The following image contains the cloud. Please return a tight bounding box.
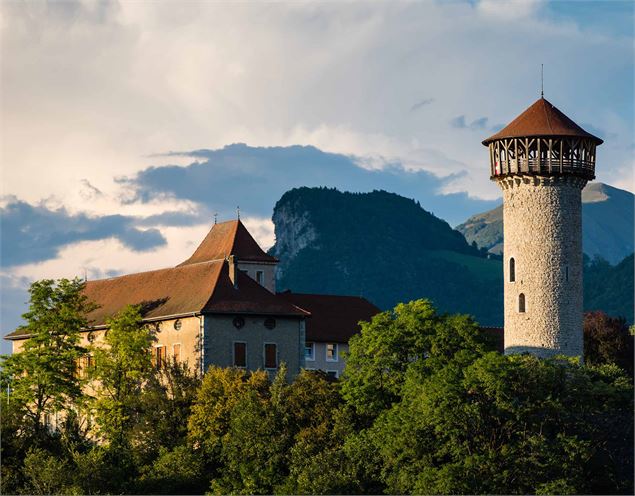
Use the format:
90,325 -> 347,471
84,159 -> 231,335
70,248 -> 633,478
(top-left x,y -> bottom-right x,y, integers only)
451,115 -> 489,130
1,0 -> 632,213
410,98 -> 435,112
0,199 -> 173,267
120,143 -> 500,227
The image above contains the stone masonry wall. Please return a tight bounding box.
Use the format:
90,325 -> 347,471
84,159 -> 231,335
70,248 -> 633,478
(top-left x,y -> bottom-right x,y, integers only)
497,175 -> 586,359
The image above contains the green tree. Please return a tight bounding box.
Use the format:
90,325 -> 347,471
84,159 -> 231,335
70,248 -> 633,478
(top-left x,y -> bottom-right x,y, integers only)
132,360 -> 201,465
372,353 -> 633,495
187,366 -> 269,466
0,278 -> 95,438
90,304 -> 155,448
341,299 -> 495,419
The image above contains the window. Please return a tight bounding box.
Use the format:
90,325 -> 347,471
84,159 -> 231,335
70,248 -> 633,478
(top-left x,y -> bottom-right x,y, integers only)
153,345 -> 167,368
518,293 -> 526,313
173,343 -> 181,362
326,343 -> 338,362
326,370 -> 339,379
264,343 -> 277,369
233,342 -> 247,368
565,266 -> 569,282
305,342 -> 315,361
509,257 -> 516,282
264,317 -> 276,330
256,270 -> 264,286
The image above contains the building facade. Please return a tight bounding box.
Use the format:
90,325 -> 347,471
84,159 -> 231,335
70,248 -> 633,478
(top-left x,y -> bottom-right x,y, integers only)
6,219 -> 379,377
483,97 -> 602,358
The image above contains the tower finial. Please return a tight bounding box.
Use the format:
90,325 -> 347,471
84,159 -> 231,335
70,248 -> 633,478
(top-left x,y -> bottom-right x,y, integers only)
237,206 -> 240,220
541,63 -> 544,98
214,212 -> 218,225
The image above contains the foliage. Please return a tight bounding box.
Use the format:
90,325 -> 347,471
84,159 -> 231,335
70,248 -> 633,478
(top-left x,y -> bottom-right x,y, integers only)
90,304 -> 156,448
584,254 -> 634,323
342,299 -> 495,418
132,360 -> 201,463
0,278 -> 94,437
371,353 -> 633,495
187,366 -> 269,465
2,282 -> 633,495
584,311 -> 634,375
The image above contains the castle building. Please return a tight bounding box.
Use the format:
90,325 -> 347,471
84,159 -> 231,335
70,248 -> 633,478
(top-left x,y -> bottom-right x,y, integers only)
482,97 -> 602,358
5,220 -> 379,377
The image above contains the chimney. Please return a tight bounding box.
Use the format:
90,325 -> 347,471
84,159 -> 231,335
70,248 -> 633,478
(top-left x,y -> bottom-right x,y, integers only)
228,255 -> 238,289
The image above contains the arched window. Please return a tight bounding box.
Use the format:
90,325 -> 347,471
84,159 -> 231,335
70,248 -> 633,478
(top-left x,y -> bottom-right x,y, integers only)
509,257 -> 516,283
518,293 -> 526,313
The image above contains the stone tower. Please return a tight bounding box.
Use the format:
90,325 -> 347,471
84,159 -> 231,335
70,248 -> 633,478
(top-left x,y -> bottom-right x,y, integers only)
482,97 -> 603,358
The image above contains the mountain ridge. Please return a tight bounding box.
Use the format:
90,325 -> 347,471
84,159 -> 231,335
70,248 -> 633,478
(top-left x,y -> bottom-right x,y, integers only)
456,182 -> 634,264
269,186 -> 633,325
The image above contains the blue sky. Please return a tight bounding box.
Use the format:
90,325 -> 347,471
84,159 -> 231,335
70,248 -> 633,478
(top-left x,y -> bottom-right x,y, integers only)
1,0 -> 633,353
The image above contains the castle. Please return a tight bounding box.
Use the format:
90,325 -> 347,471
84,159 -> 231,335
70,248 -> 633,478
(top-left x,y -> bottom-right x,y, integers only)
5,220 -> 379,378
483,96 -> 602,358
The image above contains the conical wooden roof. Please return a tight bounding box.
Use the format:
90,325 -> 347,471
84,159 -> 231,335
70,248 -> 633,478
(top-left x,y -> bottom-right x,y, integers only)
482,97 -> 603,145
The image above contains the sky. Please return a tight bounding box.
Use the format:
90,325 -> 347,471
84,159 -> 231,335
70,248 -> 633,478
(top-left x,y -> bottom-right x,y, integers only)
1,0 -> 634,353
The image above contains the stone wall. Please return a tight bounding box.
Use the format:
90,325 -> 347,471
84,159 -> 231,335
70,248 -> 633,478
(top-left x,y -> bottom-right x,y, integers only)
203,314 -> 304,378
497,175 -> 586,359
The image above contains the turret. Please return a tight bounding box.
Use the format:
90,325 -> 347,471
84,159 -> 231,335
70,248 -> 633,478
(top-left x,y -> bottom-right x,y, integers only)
483,97 -> 602,359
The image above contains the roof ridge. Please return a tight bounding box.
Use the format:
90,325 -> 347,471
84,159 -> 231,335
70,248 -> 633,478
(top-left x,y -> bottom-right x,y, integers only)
87,259 -> 223,284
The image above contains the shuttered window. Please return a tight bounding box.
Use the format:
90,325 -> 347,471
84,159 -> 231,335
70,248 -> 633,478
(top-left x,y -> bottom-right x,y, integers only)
234,342 -> 246,368
264,343 -> 277,369
173,343 -> 181,363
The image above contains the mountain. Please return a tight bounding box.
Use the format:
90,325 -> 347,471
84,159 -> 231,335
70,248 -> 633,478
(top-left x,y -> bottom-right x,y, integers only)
270,187 -> 503,325
585,254 -> 634,323
456,183 -> 634,265
270,187 -> 634,326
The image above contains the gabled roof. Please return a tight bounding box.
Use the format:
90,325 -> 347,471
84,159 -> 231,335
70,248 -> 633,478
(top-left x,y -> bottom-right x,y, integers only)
5,260 -> 307,340
178,220 -> 278,266
278,291 -> 380,343
482,97 -> 603,145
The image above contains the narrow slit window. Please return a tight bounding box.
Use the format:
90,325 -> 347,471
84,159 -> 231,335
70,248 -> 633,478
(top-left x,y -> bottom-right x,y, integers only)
509,257 -> 516,282
518,293 -> 526,313
565,266 -> 569,282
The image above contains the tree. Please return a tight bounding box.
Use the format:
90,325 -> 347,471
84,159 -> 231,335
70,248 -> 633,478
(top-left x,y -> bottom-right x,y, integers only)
341,299 -> 495,419
187,366 -> 269,467
584,311 -> 634,375
371,353 -> 634,495
90,304 -> 155,448
132,360 -> 201,465
0,278 -> 95,438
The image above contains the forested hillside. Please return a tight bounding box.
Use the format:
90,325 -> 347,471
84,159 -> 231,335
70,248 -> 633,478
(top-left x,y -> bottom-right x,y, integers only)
270,187 -> 503,325
270,187 -> 634,324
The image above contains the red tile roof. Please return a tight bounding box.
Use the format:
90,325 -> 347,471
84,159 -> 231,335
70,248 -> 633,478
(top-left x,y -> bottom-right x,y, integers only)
5,259 -> 307,340
482,97 -> 603,145
178,220 -> 277,266
278,292 -> 380,343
